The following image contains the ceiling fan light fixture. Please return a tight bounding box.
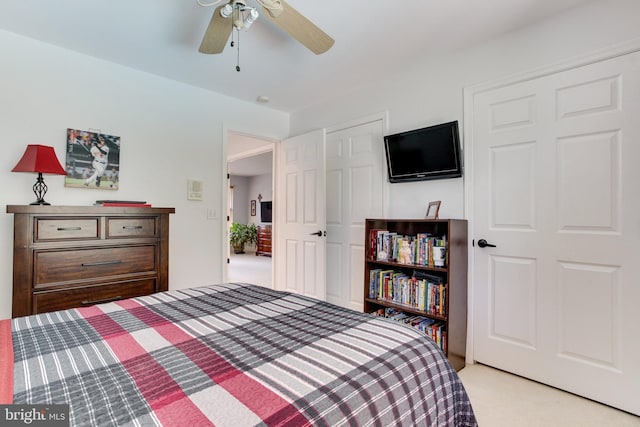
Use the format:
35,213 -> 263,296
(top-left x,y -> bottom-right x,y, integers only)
220,3 -> 233,18
243,8 -> 259,30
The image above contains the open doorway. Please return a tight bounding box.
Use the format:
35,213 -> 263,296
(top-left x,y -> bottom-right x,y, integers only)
227,132 -> 274,288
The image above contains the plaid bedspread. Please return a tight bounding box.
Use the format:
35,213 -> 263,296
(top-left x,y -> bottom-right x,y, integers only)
9,283 -> 477,426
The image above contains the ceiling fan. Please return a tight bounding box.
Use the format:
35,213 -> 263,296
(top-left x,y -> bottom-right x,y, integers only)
198,0 -> 334,56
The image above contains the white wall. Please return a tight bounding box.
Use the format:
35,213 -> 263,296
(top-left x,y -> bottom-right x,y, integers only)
290,0 -> 640,221
0,30 -> 289,319
229,176 -> 250,225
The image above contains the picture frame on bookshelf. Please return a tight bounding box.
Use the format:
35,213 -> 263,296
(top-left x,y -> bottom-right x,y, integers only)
425,201 -> 441,219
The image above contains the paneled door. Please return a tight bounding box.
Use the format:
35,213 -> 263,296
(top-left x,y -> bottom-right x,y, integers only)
325,119 -> 384,311
275,129 -> 326,300
471,51 -> 640,414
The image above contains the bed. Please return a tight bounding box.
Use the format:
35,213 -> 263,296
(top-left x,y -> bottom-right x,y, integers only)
1,283 -> 477,426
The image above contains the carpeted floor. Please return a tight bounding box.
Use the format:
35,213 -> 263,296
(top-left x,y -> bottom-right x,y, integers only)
227,250 -> 272,287
457,363 -> 639,426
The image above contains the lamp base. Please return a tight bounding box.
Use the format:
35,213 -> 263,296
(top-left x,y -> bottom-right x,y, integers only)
31,173 -> 52,206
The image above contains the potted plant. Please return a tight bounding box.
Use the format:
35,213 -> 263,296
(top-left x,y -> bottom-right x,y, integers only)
229,222 -> 258,254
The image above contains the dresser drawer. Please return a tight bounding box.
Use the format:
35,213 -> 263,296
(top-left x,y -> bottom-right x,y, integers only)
107,217 -> 157,238
34,245 -> 156,285
35,218 -> 100,241
33,279 -> 157,314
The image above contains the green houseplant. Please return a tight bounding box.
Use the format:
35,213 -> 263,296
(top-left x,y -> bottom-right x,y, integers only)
229,222 -> 258,254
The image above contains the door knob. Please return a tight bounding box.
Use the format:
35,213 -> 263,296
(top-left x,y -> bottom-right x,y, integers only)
310,230 -> 323,236
477,239 -> 496,248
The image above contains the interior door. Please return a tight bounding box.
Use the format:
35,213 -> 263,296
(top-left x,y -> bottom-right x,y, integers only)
471,51 -> 640,415
325,119 -> 384,311
227,175 -> 233,263
274,129 -> 326,300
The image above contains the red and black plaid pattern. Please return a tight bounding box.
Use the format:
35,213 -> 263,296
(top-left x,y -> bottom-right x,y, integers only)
11,283 -> 477,426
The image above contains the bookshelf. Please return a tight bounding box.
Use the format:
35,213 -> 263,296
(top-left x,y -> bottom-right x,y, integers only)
364,218 -> 468,371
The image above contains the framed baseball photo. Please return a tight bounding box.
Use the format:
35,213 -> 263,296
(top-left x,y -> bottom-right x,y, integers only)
64,128 -> 121,190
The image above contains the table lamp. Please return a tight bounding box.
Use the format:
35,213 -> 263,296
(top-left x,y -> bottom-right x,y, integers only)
12,144 -> 67,205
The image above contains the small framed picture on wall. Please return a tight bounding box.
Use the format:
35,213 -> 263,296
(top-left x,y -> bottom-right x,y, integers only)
251,200 -> 256,216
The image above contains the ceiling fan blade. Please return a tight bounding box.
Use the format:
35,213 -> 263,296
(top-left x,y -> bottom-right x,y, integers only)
263,0 -> 334,54
199,4 -> 234,54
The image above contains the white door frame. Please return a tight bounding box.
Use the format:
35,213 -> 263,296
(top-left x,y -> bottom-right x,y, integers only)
463,37 -> 640,365
221,127 -> 278,286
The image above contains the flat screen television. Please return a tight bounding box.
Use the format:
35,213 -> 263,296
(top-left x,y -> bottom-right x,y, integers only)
260,201 -> 272,223
384,120 -> 462,183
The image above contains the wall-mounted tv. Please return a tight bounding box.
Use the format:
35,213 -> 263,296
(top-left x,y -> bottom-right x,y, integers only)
384,120 -> 462,183
260,201 -> 272,223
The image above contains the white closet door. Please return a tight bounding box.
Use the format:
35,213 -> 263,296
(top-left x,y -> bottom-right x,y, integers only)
325,119 -> 384,311
471,51 -> 640,415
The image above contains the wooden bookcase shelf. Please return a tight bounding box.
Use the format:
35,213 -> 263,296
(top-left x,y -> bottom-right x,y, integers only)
363,218 -> 468,371
364,297 -> 448,321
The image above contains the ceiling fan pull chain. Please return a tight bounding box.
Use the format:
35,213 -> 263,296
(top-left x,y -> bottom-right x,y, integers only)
236,28 -> 241,72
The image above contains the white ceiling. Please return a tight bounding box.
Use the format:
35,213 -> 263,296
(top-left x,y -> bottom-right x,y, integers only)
229,151 -> 272,176
0,0 -> 593,113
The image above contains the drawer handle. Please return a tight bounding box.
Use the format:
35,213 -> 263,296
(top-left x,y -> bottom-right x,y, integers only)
122,225 -> 143,230
81,296 -> 122,306
57,227 -> 82,231
81,260 -> 123,267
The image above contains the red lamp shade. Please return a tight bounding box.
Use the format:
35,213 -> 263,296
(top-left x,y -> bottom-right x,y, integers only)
12,144 -> 67,205
12,144 -> 67,175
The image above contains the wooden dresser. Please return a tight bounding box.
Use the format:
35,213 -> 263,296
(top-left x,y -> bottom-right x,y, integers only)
256,225 -> 272,257
6,205 -> 175,318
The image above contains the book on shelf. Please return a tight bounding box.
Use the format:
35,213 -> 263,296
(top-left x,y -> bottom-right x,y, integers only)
368,306 -> 447,352
369,229 -> 387,260
379,231 -> 396,261
368,268 -> 447,316
95,200 -> 151,207
95,200 -> 147,204
369,229 -> 448,267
